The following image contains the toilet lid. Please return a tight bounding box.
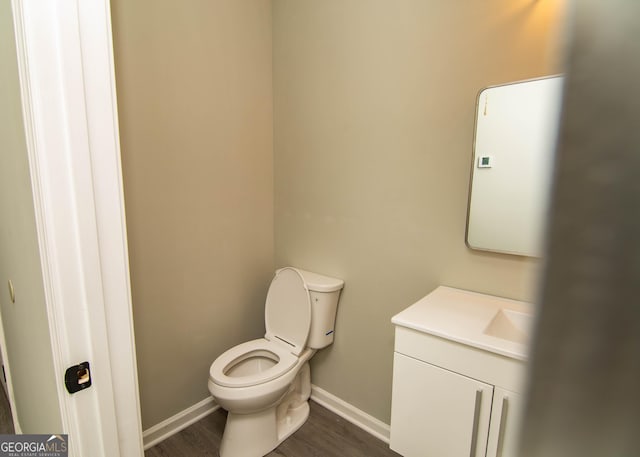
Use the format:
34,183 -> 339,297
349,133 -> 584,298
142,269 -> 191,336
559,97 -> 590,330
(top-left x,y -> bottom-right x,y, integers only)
264,268 -> 311,356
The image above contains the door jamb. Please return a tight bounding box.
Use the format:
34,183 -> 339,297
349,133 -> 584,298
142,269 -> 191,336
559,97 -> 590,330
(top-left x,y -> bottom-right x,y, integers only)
11,1 -> 143,455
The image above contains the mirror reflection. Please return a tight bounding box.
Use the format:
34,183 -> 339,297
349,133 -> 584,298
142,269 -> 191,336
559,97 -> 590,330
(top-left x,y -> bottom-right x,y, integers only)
466,76 -> 564,257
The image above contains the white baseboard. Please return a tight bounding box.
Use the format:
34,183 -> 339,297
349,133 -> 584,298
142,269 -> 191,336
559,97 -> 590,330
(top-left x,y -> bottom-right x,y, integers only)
310,384 -> 390,444
142,387 -> 389,450
142,397 -> 219,450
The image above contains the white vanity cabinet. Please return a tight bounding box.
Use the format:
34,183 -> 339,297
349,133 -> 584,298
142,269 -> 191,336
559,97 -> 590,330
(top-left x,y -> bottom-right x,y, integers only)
391,352 -> 493,457
486,387 -> 523,457
389,287 -> 531,457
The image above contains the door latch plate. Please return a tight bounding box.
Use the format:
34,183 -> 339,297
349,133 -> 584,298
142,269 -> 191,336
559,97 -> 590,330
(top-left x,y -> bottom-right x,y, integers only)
65,361 -> 92,394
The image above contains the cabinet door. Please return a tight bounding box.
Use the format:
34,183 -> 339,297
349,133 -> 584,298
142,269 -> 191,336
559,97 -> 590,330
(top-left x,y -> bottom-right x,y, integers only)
486,387 -> 523,457
390,353 -> 494,457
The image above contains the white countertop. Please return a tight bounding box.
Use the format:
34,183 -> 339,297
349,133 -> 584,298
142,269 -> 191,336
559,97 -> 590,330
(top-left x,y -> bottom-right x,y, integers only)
391,286 -> 534,360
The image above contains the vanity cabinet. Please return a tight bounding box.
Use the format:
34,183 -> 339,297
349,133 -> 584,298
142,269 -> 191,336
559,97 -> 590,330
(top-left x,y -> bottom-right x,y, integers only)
391,352 -> 493,457
389,287 -> 531,457
486,387 -> 523,457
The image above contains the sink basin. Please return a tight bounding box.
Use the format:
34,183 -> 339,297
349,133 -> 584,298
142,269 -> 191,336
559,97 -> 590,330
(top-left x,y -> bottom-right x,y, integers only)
483,309 -> 532,344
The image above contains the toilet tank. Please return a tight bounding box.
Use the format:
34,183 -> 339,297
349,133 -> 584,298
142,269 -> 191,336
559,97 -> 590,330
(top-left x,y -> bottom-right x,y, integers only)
283,268 -> 344,350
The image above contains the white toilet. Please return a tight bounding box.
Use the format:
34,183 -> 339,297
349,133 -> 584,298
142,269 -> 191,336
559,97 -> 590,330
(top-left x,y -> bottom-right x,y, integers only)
208,267 -> 344,457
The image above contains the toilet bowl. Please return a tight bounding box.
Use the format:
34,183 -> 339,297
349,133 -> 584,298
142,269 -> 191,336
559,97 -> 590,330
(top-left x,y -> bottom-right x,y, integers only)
208,267 -> 344,457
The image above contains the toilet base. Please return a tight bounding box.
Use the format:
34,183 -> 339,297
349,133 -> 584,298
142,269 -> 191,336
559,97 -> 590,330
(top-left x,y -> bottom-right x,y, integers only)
277,399 -> 309,442
219,402 -> 310,457
218,363 -> 312,457
219,406 -> 277,457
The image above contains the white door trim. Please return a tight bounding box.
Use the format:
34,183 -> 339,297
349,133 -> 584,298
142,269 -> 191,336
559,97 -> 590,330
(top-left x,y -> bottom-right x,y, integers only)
11,1 -> 143,455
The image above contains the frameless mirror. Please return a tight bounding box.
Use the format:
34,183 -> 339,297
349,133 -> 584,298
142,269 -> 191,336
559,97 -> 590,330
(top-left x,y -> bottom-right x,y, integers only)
466,76 -> 564,257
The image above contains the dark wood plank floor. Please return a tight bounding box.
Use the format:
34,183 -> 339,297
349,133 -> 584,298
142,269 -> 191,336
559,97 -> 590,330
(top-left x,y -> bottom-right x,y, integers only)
0,387 -> 14,434
146,400 -> 401,457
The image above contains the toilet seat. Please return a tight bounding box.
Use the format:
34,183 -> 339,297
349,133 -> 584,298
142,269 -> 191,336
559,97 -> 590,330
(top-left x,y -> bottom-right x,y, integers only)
210,268 -> 312,389
209,339 -> 298,388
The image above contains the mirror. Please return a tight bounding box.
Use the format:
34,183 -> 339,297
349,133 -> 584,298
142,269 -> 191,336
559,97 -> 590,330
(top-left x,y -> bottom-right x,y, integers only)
466,76 -> 564,257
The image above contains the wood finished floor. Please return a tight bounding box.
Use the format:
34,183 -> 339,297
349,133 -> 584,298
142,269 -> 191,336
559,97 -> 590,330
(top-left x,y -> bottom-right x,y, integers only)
146,400 -> 401,457
0,387 -> 14,434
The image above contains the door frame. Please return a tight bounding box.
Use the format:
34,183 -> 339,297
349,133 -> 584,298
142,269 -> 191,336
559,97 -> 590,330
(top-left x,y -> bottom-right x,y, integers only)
11,1 -> 143,455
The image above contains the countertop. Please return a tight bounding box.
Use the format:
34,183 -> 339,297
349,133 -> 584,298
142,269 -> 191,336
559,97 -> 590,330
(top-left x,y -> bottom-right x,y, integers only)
391,286 -> 534,360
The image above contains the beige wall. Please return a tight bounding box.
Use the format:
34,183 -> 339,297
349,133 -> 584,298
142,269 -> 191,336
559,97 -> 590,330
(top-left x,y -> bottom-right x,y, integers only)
273,0 -> 565,423
112,0 -> 565,430
0,2 -> 63,433
111,0 -> 274,428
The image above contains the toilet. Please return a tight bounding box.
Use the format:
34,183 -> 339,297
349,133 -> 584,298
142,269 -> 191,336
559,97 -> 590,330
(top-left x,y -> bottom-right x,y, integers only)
208,267 -> 344,457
